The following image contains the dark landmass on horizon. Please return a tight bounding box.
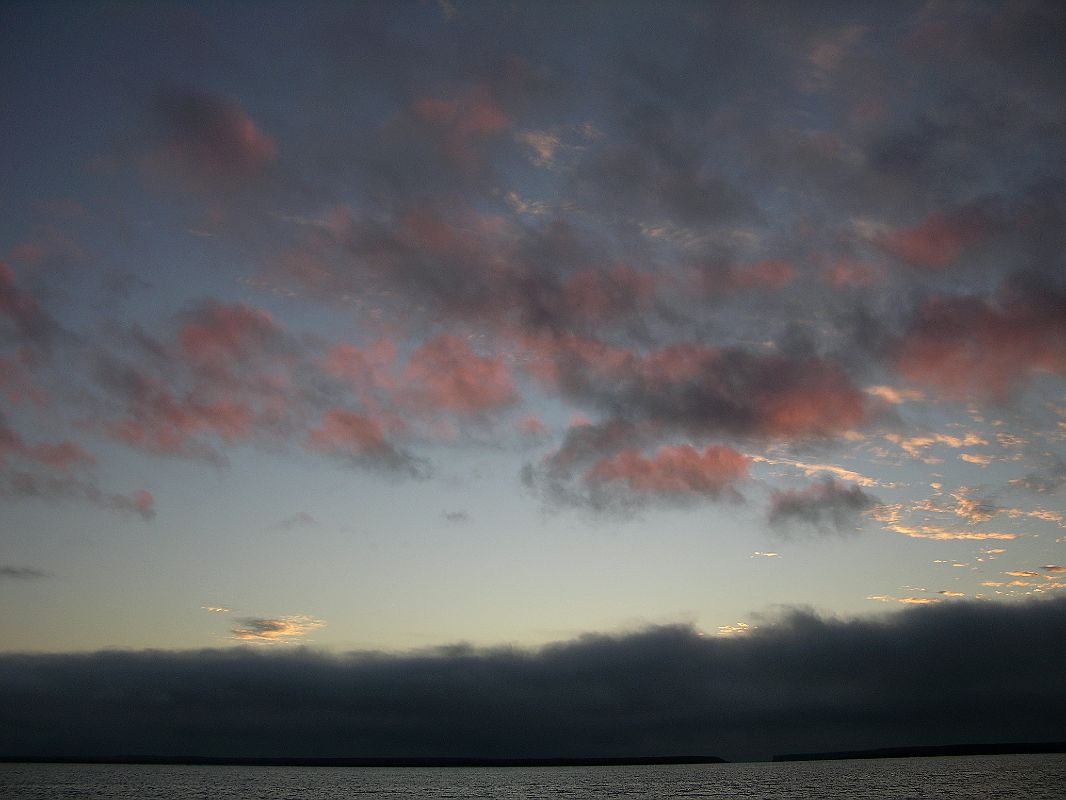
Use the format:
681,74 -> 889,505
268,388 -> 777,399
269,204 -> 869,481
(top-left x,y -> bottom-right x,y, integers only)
5,743 -> 1066,767
772,742 -> 1066,762
0,755 -> 726,768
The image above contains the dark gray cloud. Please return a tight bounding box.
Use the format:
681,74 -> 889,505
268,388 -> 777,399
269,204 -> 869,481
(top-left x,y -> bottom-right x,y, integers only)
145,87 -> 277,189
1014,457 -> 1066,495
273,511 -> 318,531
0,565 -> 49,580
770,478 -> 879,535
2,599 -> 1065,762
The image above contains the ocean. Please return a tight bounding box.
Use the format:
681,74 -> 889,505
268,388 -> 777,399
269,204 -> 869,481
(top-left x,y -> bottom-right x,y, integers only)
2,754 -> 1064,799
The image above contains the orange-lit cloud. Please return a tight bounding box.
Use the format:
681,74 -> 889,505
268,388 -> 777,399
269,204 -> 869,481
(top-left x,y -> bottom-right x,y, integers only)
866,595 -> 939,604
864,385 -> 924,405
885,432 -> 987,462
751,454 -> 883,487
230,614 -> 325,643
718,622 -> 752,635
886,524 -> 1018,541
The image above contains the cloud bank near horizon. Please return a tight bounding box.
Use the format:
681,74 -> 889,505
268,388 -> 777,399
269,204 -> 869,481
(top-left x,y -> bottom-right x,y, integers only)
3,598 -> 1064,763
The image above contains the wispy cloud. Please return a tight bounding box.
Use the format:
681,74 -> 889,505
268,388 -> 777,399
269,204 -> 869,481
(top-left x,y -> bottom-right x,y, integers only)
0,565 -> 50,580
274,511 -> 318,531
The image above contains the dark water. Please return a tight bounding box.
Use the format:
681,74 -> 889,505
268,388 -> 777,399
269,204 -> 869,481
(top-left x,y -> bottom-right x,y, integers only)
2,754 -> 1064,799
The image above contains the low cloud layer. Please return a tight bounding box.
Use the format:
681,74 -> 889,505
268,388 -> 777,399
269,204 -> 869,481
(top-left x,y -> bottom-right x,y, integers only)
2,599 -> 1064,763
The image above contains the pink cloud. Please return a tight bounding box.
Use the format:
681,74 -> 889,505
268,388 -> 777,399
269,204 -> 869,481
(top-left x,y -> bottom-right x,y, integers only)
563,265 -> 658,322
731,260 -> 796,290
523,335 -> 867,440
411,86 -> 508,164
179,302 -> 281,367
0,261 -> 52,343
876,209 -> 987,269
27,441 -> 95,470
323,340 -> 397,398
822,258 -> 883,289
402,334 -> 516,415
897,288 -> 1066,398
413,88 -> 508,136
587,444 -> 749,498
304,409 -> 420,475
0,421 -> 94,471
0,356 -> 50,407
305,409 -> 390,457
518,414 -> 548,437
756,361 -> 867,438
106,376 -> 255,459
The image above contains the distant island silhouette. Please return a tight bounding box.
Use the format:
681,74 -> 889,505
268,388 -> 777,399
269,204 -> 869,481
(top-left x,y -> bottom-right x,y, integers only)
5,743 -> 1066,766
0,755 -> 728,768
772,742 -> 1066,762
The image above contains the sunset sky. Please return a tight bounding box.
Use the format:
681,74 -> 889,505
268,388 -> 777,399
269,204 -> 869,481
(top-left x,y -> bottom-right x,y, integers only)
2,0 -> 1065,670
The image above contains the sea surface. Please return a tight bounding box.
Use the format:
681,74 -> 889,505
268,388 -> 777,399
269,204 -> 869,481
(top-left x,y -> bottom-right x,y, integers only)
2,754 -> 1064,799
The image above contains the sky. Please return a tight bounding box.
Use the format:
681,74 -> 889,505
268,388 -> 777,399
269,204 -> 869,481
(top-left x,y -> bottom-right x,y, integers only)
1,0 -> 1066,761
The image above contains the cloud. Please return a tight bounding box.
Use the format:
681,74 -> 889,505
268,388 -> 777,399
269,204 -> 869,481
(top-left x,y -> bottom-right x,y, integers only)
0,413 -> 152,519
0,470 -> 154,520
585,444 -> 749,503
884,524 -> 1018,541
822,258 -> 884,290
305,409 -> 427,477
0,261 -> 60,349
874,207 -> 989,269
0,565 -> 50,580
1,414 -> 95,471
863,385 -> 923,405
896,278 -> 1066,399
443,510 -> 470,524
1012,458 -> 1066,495
3,600 -> 1066,762
727,260 -> 795,291
274,512 -> 318,531
531,339 -> 869,442
144,88 -> 276,188
750,455 -> 883,488
178,302 -> 283,371
229,615 -> 326,643
401,334 -> 517,416
884,432 -> 987,462
866,595 -> 939,605
92,305 -> 295,462
770,478 -> 879,534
